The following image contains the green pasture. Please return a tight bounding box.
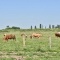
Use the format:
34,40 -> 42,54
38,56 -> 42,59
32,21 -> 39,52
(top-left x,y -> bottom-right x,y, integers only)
0,29 -> 60,60
0,58 -> 15,60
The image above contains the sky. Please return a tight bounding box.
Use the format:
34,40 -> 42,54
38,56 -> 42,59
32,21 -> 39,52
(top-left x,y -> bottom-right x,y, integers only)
0,0 -> 60,29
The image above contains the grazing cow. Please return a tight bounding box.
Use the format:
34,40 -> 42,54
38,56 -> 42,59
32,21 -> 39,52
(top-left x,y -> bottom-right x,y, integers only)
3,34 -> 16,41
30,33 -> 42,39
55,32 -> 60,37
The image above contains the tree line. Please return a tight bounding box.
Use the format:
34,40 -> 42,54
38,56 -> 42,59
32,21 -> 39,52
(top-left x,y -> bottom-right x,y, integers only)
31,24 -> 60,29
6,26 -> 20,29
6,24 -> 60,30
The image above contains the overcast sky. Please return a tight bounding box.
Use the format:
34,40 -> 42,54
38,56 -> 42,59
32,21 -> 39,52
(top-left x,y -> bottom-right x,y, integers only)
0,0 -> 60,29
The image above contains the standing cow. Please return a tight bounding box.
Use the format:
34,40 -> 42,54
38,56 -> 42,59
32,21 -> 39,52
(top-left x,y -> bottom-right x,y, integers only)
55,32 -> 60,37
3,34 -> 16,41
30,33 -> 42,39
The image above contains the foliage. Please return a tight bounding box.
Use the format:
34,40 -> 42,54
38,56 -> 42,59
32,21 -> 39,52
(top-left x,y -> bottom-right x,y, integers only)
6,26 -> 20,30
12,26 -> 20,29
55,25 -> 60,28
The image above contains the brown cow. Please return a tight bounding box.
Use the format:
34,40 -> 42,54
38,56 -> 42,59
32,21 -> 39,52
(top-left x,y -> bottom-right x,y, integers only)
3,34 -> 16,41
55,32 -> 60,37
30,33 -> 42,39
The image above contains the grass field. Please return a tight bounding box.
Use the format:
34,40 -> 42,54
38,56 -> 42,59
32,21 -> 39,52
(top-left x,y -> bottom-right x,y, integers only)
0,29 -> 60,60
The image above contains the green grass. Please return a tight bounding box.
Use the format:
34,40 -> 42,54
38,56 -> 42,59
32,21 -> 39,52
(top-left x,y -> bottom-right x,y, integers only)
0,58 -> 16,60
0,29 -> 60,60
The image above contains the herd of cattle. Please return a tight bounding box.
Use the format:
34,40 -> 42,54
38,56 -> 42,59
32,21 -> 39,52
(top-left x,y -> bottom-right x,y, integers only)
3,32 -> 60,41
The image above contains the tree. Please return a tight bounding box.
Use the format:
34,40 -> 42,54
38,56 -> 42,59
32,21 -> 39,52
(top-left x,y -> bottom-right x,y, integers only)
35,25 -> 37,29
31,25 -> 32,30
52,25 -> 55,29
49,24 -> 51,29
6,25 -> 9,28
12,26 -> 20,29
6,25 -> 10,29
55,25 -> 60,28
40,24 -> 42,29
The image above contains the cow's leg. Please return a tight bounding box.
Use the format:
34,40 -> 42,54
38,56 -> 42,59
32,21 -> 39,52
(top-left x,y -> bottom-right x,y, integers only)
4,37 -> 8,41
38,36 -> 40,38
5,39 -> 8,41
13,38 -> 16,41
30,35 -> 32,39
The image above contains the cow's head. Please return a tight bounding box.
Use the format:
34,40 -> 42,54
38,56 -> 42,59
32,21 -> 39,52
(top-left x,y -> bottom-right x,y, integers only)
4,34 -> 6,36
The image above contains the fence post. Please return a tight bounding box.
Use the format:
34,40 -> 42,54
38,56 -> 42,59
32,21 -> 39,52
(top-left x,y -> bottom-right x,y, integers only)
23,35 -> 26,47
49,36 -> 51,49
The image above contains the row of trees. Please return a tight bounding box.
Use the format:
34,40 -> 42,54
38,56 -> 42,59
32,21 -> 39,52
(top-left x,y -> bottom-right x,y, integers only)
6,24 -> 60,30
6,26 -> 20,29
31,24 -> 60,29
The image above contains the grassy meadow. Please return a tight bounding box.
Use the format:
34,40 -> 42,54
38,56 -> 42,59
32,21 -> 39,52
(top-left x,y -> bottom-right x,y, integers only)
0,29 -> 60,60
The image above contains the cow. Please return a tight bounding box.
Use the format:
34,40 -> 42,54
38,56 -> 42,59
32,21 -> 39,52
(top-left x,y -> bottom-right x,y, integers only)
30,33 -> 42,39
55,32 -> 60,37
3,34 -> 16,41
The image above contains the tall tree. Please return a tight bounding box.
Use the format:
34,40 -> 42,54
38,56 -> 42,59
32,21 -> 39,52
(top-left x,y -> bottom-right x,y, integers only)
52,25 -> 55,29
35,25 -> 37,29
40,24 -> 42,29
49,24 -> 51,29
31,25 -> 32,30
